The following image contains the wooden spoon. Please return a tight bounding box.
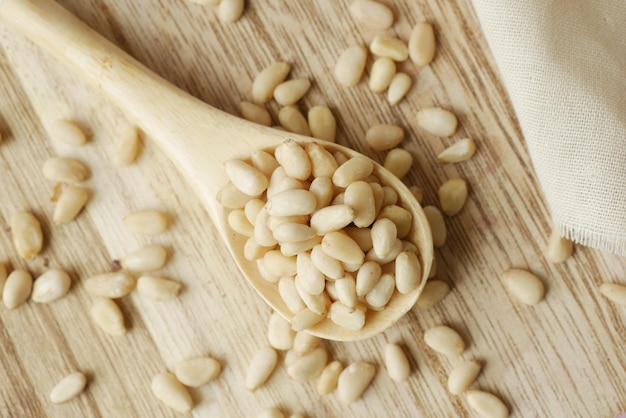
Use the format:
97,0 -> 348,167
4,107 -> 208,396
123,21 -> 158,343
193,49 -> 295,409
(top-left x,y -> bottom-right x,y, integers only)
0,0 -> 433,340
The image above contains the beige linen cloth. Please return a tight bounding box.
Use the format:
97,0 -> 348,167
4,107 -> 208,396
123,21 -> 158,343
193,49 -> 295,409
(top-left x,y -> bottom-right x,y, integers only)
471,0 -> 626,255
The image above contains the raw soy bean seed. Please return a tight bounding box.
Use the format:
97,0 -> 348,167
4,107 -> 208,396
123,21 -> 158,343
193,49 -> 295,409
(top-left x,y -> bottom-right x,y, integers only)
286,347 -> 328,381
416,280 -> 450,309
369,57 -> 396,93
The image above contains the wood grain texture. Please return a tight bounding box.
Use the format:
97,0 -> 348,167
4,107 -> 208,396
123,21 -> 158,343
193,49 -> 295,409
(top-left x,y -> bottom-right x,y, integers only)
0,0 -> 625,417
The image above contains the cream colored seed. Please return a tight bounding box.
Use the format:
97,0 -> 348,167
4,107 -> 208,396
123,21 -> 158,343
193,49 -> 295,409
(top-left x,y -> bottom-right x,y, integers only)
366,238 -> 402,265
2,269 -> 32,309
369,57 -> 396,93
335,275 -> 357,309
151,372 -> 194,412
278,277 -> 306,313
438,178 -> 468,216
244,237 -> 273,261
287,347 -> 328,381
365,124 -> 404,152
395,251 -> 422,294
387,72 -> 412,105
365,273 -> 395,309
599,283 -> 626,306
424,325 -> 465,356
545,229 -> 574,263
337,361 -> 376,403
113,127 -> 141,165
121,245 -> 167,272
293,331 -> 321,355
123,210 -> 168,235
174,357 -> 221,388
53,185 -> 89,224
291,307 -> 326,331
240,101 -> 272,126
50,119 -> 87,146
321,231 -> 365,265
137,276 -> 181,300
268,311 -> 296,350
448,359 -> 481,395
306,143 -> 338,178
266,189 -> 317,216
349,0 -> 393,30
251,150 -> 280,177
275,140 -> 312,180
371,218 -> 397,258
416,107 -> 458,137
90,298 -> 126,335
274,223 -> 315,243
296,252 -> 325,295
218,0 -> 245,23
50,372 -> 87,404
344,226 -> 373,252
370,35 -> 408,61
224,159 -> 268,197
280,236 -> 321,257
278,106 -> 311,136
308,106 -> 336,142
377,205 -> 412,239
244,199 -> 265,225
246,347 -> 278,391
356,261 -> 381,297
310,205 -> 354,235
437,138 -> 476,163
228,209 -> 254,236
189,0 -> 220,5
263,250 -> 297,277
317,360 -> 343,395
329,301 -> 365,330
295,282 -> 329,315
311,244 -> 344,280
10,211 -> 43,259
254,207 -> 278,247
466,390 -> 509,418
274,78 -> 311,106
344,181 -> 376,227
384,343 -> 410,382
423,205 -> 446,247
334,45 -> 368,87
416,280 -> 450,309
384,148 -> 412,179
252,62 -> 291,104
409,22 -> 436,66
333,151 -> 348,166
502,268 -> 545,305
84,272 -> 135,298
332,156 -> 373,188
43,157 -> 89,183
217,183 -> 254,209
381,186 -> 398,207
258,408 -> 285,418
31,269 -> 71,303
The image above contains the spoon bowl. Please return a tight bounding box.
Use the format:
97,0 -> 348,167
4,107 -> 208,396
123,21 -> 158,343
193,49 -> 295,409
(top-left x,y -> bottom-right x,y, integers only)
0,0 -> 433,340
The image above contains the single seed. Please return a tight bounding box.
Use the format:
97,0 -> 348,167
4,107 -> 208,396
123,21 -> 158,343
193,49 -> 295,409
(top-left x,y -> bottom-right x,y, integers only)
250,150 -> 280,177
370,36 -> 408,61
423,325 -> 465,356
278,106 -> 311,136
53,185 -> 89,224
151,372 -> 194,412
263,250 -> 297,277
348,0 -> 393,30
311,244 -> 344,280
245,347 -> 278,391
252,62 -> 291,104
306,143 -> 338,178
329,302 -> 365,330
369,57 -> 396,93
344,181 -> 376,227
224,159 -> 268,196
416,107 -> 458,137
365,273 -> 395,309
501,268 -> 545,305
113,127 -> 141,166
337,361 -> 376,403
384,148 -> 412,179
448,359 -> 482,395
258,408 -> 285,418
293,331 -> 321,355
268,311 -> 296,350
416,280 -> 450,309
274,78 -> 311,106
384,343 -> 410,382
43,157 -> 89,183
466,390 -> 509,418
217,182 -> 254,209
84,272 -> 135,298
278,277 -> 306,313
599,283 -> 626,306
275,140 -> 312,180
49,119 -> 86,146
545,229 -> 574,263
291,308 -> 325,331
321,231 -> 365,265
308,106 -> 336,142
317,360 -> 343,395
295,283 -> 329,315
121,245 -> 167,272
229,209 -> 255,236
423,206 -> 446,247
377,205 -> 412,239
244,199 -> 266,225
174,357 -> 221,388
365,124 -> 404,152
335,275 -> 357,309
137,276 -> 182,300
123,210 -> 168,235
334,45 -> 368,87
438,178 -> 468,216
240,101 -> 272,126
218,0 -> 245,23
286,347 -> 328,381
387,72 -> 412,105
2,269 -> 33,309
409,22 -> 436,66
437,138 -> 476,163
395,251 -> 422,294
31,269 -> 71,303
332,156 -> 373,187
371,218 -> 397,259
50,372 -> 87,404
356,261 -> 382,297
266,189 -> 317,216
10,211 -> 43,259
90,298 -> 126,335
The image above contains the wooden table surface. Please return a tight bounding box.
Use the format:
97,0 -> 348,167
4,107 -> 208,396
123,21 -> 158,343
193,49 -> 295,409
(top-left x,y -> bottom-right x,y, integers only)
1,0 -> 625,417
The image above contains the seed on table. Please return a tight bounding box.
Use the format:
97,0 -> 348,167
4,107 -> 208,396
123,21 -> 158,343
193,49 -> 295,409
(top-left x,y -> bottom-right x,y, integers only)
501,268 -> 545,305
337,361 -> 376,403
306,143 -> 338,178
332,156 -> 373,187
334,45 -> 368,87
174,356 -> 221,388
409,22 -> 436,66
252,61 -> 291,104
317,360 -> 343,395
239,101 -> 272,126
370,35 -> 409,61
416,107 -> 458,137
349,0 -> 393,30
466,390 -> 509,418
387,72 -> 412,105
365,124 -> 404,151
90,298 -> 126,336
224,159 -> 268,197
383,148 -> 413,179
416,280 -> 450,309
274,78 -> 311,106
344,181 -> 376,227
447,359 -> 481,395
10,211 -> 43,259
278,106 -> 312,136
218,0 -> 245,23
245,346 -> 278,391
384,343 -> 410,382
307,106 -> 336,142
438,178 -> 468,216
49,371 -> 87,404
137,276 -> 181,300
287,347 -> 328,381
395,251 -> 422,294
2,269 -> 32,309
85,272 -> 135,298
121,245 -> 167,272
437,138 -> 476,163
291,308 -> 325,331
369,57 -> 396,93
422,206 -> 447,247
266,189 -> 317,217
293,330 -> 321,355
123,210 -> 168,235
113,126 -> 141,166
268,311 -> 296,350
275,140 -> 312,180
42,157 -> 89,183
424,325 -> 466,356
258,408 -> 285,418
599,283 -> 626,306
49,119 -> 87,146
329,302 -> 366,330
545,229 -> 574,263
151,372 -> 194,412
321,231 -> 365,265
31,269 -> 71,303
53,185 -> 89,224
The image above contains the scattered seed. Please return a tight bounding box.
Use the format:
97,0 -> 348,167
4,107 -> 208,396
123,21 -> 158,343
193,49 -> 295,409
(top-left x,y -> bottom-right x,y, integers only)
501,268 -> 545,305
422,206 -> 446,247
369,57 -> 396,93
348,0 -> 393,30
416,107 -> 458,137
292,330 -> 321,355
307,106 -> 336,142
437,138 -> 476,163
384,343 -> 410,382
245,347 -> 278,391
599,283 -> 626,306
174,357 -> 221,388
2,269 -> 33,309
545,229 -> 574,263
268,311 -> 296,350
370,36 -> 408,61
137,276 -> 181,300
10,211 -> 43,259
334,45 -> 368,87
274,78 -> 311,106
151,372 -> 194,412
423,325 -> 465,356
49,119 -> 87,146
387,72 -> 412,105
50,371 -> 87,404
291,308 -> 325,331
438,178 -> 468,216
85,272 -> 135,298
337,361 -> 376,403
218,0 -> 245,23
258,408 -> 285,418
42,157 -> 89,183
31,269 -> 71,303
409,22 -> 436,66
252,62 -> 291,104
53,185 -> 89,224
123,210 -> 168,235
121,245 -> 167,272
240,101 -> 272,126
466,390 -> 509,418
90,298 -> 126,336
448,359 -> 481,395
383,148 -> 412,179
113,127 -> 141,166
286,347 -> 328,381
365,124 -> 404,152
278,106 -> 312,136
416,280 -> 450,309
